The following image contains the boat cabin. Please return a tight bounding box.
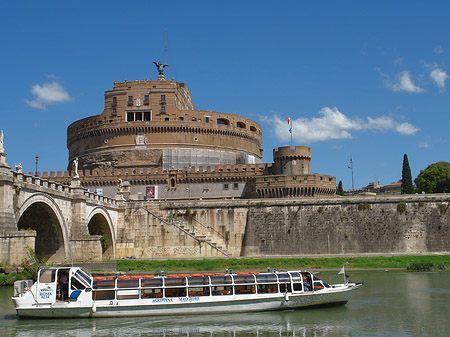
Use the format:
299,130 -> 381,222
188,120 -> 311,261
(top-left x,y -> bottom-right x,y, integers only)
32,267 -> 330,304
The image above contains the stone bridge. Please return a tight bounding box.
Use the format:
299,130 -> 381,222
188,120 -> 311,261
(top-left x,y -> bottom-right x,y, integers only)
0,152 -> 120,265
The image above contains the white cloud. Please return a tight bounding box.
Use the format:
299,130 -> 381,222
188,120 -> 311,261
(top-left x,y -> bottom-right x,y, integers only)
395,122 -> 419,135
434,45 -> 444,54
25,81 -> 72,110
418,141 -> 431,148
430,68 -> 449,90
262,107 -> 419,144
394,57 -> 404,65
385,71 -> 424,93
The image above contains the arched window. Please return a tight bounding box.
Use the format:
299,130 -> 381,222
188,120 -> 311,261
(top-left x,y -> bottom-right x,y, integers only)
217,118 -> 230,126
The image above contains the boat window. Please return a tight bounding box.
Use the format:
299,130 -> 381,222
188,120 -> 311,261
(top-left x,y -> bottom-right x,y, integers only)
188,287 -> 210,297
212,286 -> 233,295
233,275 -> 255,284
277,273 -> 291,283
39,269 -> 56,283
71,276 -> 86,290
117,289 -> 139,300
293,283 -> 303,291
118,279 -> 139,288
210,276 -> 232,285
164,277 -> 186,287
93,279 -> 115,289
165,288 -> 186,297
76,269 -> 92,284
234,285 -> 256,295
141,288 -> 163,298
255,274 -> 278,284
92,290 -> 115,300
313,282 -> 325,291
142,278 -> 163,288
257,284 -> 278,293
290,272 -> 302,282
188,277 -> 209,286
301,272 -> 313,292
279,283 -> 292,293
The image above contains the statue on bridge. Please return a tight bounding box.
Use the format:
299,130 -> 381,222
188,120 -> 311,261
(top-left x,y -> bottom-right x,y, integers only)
15,163 -> 22,173
73,157 -> 79,178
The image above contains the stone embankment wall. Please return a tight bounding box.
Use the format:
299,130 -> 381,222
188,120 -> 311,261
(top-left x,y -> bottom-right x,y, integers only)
116,194 -> 449,259
113,201 -> 248,259
241,195 -> 450,256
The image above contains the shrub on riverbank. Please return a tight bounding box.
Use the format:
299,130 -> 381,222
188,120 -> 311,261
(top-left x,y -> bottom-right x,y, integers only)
407,262 -> 446,272
116,255 -> 449,274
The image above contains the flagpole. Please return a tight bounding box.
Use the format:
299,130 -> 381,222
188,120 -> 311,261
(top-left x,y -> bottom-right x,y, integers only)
290,119 -> 293,149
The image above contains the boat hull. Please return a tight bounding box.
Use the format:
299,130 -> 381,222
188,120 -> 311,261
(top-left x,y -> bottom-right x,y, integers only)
14,285 -> 359,318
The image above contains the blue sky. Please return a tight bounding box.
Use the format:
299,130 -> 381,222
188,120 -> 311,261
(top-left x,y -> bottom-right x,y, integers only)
1,1 -> 449,189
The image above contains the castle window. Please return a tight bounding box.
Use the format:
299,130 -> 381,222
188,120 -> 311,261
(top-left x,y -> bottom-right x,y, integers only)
223,184 -> 229,190
161,106 -> 166,113
144,111 -> 151,121
161,95 -> 166,102
179,117 -> 184,121
165,117 -> 169,121
205,116 -> 210,123
112,97 -> 117,103
112,108 -> 117,115
217,118 -> 229,125
144,95 -> 149,103
237,121 -> 246,129
233,183 -> 239,190
127,111 -> 134,122
127,96 -> 133,106
135,111 -> 143,121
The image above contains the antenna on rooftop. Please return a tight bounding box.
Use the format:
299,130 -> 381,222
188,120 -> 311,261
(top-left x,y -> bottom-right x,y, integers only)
348,155 -> 354,194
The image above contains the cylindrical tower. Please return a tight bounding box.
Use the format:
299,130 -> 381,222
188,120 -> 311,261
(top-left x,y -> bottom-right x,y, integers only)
273,146 -> 311,175
67,79 -> 263,171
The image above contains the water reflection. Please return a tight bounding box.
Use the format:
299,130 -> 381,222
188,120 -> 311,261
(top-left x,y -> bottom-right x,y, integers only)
2,271 -> 450,336
11,309 -> 352,336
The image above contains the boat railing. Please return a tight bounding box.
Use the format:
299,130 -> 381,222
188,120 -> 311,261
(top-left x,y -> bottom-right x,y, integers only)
91,271 -> 317,301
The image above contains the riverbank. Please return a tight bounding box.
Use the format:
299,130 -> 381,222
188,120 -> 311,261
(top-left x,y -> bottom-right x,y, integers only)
1,254 -> 448,286
116,254 -> 450,275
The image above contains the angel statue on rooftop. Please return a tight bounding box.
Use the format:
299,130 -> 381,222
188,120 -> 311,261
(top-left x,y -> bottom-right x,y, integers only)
153,61 -> 168,76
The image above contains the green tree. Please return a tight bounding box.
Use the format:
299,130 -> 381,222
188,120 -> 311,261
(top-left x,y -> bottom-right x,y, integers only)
336,180 -> 345,196
414,161 -> 450,193
401,154 -> 414,194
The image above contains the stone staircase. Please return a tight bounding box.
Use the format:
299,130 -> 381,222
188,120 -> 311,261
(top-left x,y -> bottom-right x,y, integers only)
141,207 -> 230,257
174,219 -> 230,257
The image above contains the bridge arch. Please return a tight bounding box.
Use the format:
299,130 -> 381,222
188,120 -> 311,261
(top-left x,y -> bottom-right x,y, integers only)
16,193 -> 70,263
86,207 -> 116,260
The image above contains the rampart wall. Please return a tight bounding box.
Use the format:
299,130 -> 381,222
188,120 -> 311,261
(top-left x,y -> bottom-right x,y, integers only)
149,194 -> 449,258
240,195 -> 450,256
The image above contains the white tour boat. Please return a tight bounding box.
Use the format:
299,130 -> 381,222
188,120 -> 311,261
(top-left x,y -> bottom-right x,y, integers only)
12,266 -> 362,318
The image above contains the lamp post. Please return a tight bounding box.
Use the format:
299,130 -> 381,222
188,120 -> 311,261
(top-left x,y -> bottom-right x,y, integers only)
35,155 -> 39,176
188,166 -> 191,200
348,155 -> 354,194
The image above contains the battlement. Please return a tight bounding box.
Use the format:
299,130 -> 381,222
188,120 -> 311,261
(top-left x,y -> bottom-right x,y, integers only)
273,146 -> 311,161
13,171 -> 117,206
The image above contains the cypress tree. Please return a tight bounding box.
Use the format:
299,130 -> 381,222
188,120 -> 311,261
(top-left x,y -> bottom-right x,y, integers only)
401,154 -> 414,194
336,180 -> 345,196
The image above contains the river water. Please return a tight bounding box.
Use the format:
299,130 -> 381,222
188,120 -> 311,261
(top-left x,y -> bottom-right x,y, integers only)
1,270 -> 449,336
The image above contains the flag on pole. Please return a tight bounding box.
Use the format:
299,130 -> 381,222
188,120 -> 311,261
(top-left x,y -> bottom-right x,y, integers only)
337,266 -> 345,277
286,117 -> 292,134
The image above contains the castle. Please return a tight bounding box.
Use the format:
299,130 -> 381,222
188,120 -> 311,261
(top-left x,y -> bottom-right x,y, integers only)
47,68 -> 336,199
